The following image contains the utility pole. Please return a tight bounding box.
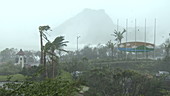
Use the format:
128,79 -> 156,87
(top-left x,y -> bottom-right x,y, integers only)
117,19 -> 119,31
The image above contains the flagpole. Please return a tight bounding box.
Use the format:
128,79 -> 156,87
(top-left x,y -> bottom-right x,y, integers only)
154,18 -> 156,59
145,19 -> 146,59
126,19 -> 128,60
117,19 -> 119,60
135,19 -> 137,60
117,19 -> 119,31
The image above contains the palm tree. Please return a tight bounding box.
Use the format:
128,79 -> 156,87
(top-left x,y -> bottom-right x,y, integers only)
44,36 -> 68,78
39,25 -> 51,65
43,42 -> 52,78
113,29 -> 126,44
113,29 -> 126,59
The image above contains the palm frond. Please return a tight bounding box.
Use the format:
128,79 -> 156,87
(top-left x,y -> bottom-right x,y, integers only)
44,42 -> 52,51
58,49 -> 69,53
121,29 -> 126,35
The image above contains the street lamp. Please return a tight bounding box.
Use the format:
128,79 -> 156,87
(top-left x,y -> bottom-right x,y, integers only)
77,36 -> 80,51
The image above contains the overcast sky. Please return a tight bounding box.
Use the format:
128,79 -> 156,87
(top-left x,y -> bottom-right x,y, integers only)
0,0 -> 170,51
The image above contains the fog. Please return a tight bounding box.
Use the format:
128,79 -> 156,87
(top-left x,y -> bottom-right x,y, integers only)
0,0 -> 170,51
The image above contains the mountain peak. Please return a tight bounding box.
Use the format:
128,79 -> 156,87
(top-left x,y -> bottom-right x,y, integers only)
52,9 -> 117,50
82,8 -> 105,13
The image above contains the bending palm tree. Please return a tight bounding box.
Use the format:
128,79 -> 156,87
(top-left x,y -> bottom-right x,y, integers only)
44,36 -> 68,78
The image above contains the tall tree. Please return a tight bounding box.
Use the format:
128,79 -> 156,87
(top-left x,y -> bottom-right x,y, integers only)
39,25 -> 51,65
44,36 -> 68,78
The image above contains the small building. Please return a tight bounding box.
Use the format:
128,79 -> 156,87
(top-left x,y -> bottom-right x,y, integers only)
15,49 -> 26,68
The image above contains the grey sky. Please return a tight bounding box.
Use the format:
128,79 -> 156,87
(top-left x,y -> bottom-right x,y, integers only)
0,0 -> 170,51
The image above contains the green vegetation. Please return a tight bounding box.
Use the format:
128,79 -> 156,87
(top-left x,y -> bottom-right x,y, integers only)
81,68 -> 162,96
0,74 -> 26,82
0,53 -> 170,95
0,78 -> 81,96
0,62 -> 22,75
0,48 -> 17,63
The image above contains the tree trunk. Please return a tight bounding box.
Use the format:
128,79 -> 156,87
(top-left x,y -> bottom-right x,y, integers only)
167,49 -> 169,57
52,55 -> 54,78
40,31 -> 44,65
111,47 -> 113,60
43,51 -> 48,78
52,50 -> 55,78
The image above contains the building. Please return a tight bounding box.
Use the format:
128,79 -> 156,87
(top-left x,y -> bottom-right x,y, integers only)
15,49 -> 26,68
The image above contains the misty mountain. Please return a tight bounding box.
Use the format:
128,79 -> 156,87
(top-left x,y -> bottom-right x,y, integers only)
51,9 -> 119,49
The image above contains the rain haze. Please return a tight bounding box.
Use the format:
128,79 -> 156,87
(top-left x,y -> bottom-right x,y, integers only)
0,0 -> 170,51
1,0 -> 170,94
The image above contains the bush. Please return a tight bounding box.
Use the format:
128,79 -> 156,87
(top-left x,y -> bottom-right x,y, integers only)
0,75 -> 81,96
0,74 -> 26,82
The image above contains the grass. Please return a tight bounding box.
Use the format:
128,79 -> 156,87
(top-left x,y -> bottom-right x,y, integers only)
0,74 -> 26,82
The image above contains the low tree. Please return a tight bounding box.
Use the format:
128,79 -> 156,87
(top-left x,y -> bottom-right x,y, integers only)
163,38 -> 170,57
106,40 -> 116,60
97,44 -> 108,59
0,62 -> 21,75
0,48 -> 17,63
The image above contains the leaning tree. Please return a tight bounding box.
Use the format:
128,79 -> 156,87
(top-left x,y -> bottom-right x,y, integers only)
44,36 -> 68,78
